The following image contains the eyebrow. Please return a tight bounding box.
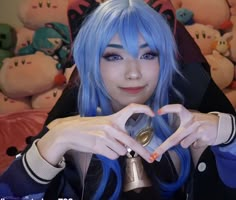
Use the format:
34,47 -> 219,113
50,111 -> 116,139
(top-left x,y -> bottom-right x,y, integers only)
107,43 -> 149,49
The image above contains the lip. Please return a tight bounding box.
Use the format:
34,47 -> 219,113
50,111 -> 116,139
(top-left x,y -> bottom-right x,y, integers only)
120,86 -> 145,94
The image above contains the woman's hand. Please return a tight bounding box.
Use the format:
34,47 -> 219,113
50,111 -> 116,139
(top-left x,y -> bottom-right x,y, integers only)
38,103 -> 155,165
150,104 -> 219,161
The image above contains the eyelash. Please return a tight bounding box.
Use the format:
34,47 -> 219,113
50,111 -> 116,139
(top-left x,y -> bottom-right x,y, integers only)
102,51 -> 158,61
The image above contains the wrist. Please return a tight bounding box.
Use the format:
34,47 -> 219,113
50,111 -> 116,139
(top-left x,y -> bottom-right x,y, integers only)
37,129 -> 69,166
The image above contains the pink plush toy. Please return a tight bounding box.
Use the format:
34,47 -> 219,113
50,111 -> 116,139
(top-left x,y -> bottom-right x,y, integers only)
0,92 -> 31,114
31,86 -> 64,111
205,50 -> 235,90
14,27 -> 35,54
18,0 -> 69,30
171,0 -> 231,29
0,51 -> 62,98
185,23 -> 220,55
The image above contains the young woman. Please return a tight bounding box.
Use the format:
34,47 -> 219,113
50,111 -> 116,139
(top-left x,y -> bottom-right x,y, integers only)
1,0 -> 236,199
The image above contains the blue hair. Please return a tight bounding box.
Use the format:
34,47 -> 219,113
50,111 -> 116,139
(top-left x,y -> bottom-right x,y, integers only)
73,0 -> 191,199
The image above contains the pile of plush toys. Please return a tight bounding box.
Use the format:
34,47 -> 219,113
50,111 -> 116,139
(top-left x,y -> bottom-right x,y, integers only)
0,0 -> 75,173
173,0 -> 236,108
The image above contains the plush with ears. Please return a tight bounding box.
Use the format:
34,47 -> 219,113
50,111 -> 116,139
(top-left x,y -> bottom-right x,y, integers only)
0,51 -> 62,98
212,32 -> 233,57
0,110 -> 48,174
18,0 -> 69,30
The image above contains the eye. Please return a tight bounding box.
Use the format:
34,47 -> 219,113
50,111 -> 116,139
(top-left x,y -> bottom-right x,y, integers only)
27,40 -> 31,45
14,61 -> 18,66
195,32 -> 199,39
202,31 -> 206,39
22,59 -> 26,65
45,49 -> 53,54
102,53 -> 123,61
54,40 -> 59,45
0,34 -> 6,39
4,96 -> 8,101
140,52 -> 158,60
39,1 -> 43,8
53,91 -> 57,97
47,1 -> 51,8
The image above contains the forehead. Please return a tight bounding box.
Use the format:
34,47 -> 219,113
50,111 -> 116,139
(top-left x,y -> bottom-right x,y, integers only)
108,34 -> 146,45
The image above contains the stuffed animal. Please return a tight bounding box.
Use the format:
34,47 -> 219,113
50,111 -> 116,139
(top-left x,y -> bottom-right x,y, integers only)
212,32 -> 233,57
14,27 -> 35,54
205,50 -> 234,90
18,22 -> 71,67
0,51 -> 63,98
17,0 -> 69,30
0,92 -> 31,114
176,8 -> 194,25
170,0 -> 231,30
185,23 -> 220,55
31,86 -> 65,111
0,24 -> 17,69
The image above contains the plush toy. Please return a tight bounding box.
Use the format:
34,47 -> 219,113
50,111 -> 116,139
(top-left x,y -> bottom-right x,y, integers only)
18,0 -> 69,30
212,32 -> 233,57
170,0 -> 231,30
185,23 -> 220,55
14,27 -> 35,55
0,110 -> 48,174
205,50 -> 234,90
176,8 -> 194,25
0,92 -> 31,114
18,22 -> 71,67
0,24 -> 17,69
31,86 -> 64,111
227,0 -> 236,62
0,51 -> 63,98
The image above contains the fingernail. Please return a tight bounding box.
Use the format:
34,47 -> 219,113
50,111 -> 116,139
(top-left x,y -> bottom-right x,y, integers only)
157,109 -> 162,115
151,152 -> 159,160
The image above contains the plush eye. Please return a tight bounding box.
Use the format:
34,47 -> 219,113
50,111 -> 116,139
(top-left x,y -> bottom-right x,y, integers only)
4,96 -> 8,101
47,1 -> 51,8
195,32 -> 199,39
39,1 -> 43,8
0,33 -> 6,39
22,59 -> 26,65
14,61 -> 18,67
53,90 -> 57,97
202,31 -> 206,39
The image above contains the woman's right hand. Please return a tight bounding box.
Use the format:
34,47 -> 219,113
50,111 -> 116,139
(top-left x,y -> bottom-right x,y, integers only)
37,103 -> 155,165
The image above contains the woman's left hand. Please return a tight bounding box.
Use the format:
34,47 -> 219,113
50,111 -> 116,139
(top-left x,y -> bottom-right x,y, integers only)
150,104 -> 219,160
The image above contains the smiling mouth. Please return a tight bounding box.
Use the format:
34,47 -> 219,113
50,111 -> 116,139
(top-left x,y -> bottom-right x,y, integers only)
120,86 -> 145,94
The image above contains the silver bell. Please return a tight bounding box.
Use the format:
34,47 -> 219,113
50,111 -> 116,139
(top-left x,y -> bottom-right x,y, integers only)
123,151 -> 152,192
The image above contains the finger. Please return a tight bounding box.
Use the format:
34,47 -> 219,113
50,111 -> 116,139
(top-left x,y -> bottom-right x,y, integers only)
112,130 -> 152,162
151,122 -> 200,158
97,145 -> 119,160
158,104 -> 192,125
113,103 -> 155,129
105,136 -> 127,156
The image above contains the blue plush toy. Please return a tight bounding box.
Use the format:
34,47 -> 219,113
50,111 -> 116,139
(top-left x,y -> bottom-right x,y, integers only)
176,8 -> 194,25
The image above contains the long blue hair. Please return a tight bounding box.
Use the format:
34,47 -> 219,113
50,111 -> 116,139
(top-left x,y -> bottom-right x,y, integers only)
73,0 -> 191,199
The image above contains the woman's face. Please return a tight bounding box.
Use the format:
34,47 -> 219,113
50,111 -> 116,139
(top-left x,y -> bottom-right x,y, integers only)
100,34 -> 160,112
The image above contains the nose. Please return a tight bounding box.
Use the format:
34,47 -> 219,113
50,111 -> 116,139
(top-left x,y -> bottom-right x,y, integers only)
125,59 -> 142,80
